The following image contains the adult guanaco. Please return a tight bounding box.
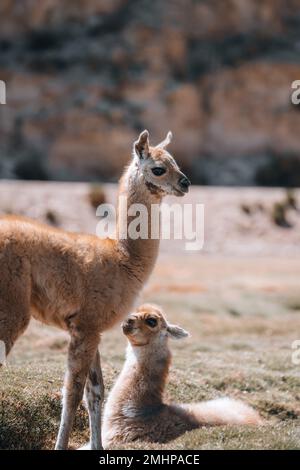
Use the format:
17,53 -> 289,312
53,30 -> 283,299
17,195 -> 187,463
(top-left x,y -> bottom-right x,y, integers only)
0,130 -> 191,449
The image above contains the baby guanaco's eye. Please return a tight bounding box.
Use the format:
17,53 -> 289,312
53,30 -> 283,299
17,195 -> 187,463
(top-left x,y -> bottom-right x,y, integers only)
151,167 -> 166,176
145,317 -> 158,328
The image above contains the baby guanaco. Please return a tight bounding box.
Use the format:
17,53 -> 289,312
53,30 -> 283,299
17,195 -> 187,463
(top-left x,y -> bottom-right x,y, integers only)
102,304 -> 262,447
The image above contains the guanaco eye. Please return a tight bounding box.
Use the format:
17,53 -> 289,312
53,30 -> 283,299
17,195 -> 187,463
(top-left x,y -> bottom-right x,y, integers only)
145,317 -> 158,328
151,167 -> 166,176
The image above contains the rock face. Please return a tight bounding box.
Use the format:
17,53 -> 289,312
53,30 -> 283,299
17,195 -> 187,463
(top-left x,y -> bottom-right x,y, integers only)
0,0 -> 300,185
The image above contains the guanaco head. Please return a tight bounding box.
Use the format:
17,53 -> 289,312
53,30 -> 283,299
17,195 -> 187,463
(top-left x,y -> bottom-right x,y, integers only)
122,304 -> 189,347
132,130 -> 191,197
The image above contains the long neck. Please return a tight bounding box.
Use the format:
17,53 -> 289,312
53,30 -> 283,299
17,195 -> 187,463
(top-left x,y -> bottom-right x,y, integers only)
117,160 -> 162,284
111,340 -> 171,413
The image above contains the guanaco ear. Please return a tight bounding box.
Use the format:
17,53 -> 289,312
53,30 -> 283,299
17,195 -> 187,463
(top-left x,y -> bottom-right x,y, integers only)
167,324 -> 190,340
133,130 -> 150,159
156,131 -> 172,149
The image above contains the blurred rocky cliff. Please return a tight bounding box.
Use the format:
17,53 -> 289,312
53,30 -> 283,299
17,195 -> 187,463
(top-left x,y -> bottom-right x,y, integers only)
1,0 -> 300,185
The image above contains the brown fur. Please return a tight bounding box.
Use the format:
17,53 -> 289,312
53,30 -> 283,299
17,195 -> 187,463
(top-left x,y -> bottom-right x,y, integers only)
102,304 -> 262,447
0,131 -> 190,450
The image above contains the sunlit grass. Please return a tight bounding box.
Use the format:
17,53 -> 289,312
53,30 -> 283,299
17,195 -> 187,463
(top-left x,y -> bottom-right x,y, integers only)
1,255 -> 300,449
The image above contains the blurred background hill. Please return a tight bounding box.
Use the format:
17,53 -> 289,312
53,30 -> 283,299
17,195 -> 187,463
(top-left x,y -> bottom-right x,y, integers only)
0,0 -> 300,185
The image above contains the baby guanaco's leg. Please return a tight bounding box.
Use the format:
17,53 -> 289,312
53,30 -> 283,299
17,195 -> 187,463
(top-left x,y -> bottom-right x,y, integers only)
55,330 -> 99,450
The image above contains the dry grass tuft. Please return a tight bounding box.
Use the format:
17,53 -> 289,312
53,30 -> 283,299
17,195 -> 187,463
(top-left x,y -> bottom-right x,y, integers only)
87,184 -> 106,210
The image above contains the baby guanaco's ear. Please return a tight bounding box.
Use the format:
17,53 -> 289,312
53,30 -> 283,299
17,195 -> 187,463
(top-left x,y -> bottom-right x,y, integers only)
133,130 -> 149,159
167,324 -> 190,340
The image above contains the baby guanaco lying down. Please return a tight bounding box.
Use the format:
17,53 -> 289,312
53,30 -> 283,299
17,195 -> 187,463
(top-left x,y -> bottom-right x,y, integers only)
102,304 -> 262,447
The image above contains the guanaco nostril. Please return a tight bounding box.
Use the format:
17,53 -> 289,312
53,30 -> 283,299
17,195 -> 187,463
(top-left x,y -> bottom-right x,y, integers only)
122,318 -> 135,331
179,176 -> 191,190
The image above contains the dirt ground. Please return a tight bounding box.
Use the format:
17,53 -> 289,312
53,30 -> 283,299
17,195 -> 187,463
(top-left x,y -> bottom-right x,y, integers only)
0,182 -> 300,449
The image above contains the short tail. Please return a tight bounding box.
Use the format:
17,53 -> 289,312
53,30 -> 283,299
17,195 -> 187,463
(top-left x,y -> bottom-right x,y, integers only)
183,397 -> 262,426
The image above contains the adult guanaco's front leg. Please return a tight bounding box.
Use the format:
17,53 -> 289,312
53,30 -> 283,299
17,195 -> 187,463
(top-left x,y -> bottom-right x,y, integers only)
83,349 -> 104,450
55,330 -> 100,450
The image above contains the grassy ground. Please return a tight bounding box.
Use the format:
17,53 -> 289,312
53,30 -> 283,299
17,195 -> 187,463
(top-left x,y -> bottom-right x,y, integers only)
1,254 -> 300,450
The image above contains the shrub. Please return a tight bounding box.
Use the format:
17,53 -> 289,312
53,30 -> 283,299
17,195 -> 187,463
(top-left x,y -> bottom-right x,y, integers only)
87,184 -> 106,210
45,210 -> 59,226
271,201 -> 292,228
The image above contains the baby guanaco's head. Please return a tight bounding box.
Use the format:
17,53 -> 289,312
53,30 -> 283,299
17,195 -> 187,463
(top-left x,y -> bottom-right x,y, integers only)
122,304 -> 189,347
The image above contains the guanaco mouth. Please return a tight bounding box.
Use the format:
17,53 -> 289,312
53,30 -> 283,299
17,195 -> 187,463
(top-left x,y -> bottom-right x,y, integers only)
172,187 -> 186,196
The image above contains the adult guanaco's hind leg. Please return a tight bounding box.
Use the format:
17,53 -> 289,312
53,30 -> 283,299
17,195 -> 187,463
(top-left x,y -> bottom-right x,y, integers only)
0,255 -> 31,361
